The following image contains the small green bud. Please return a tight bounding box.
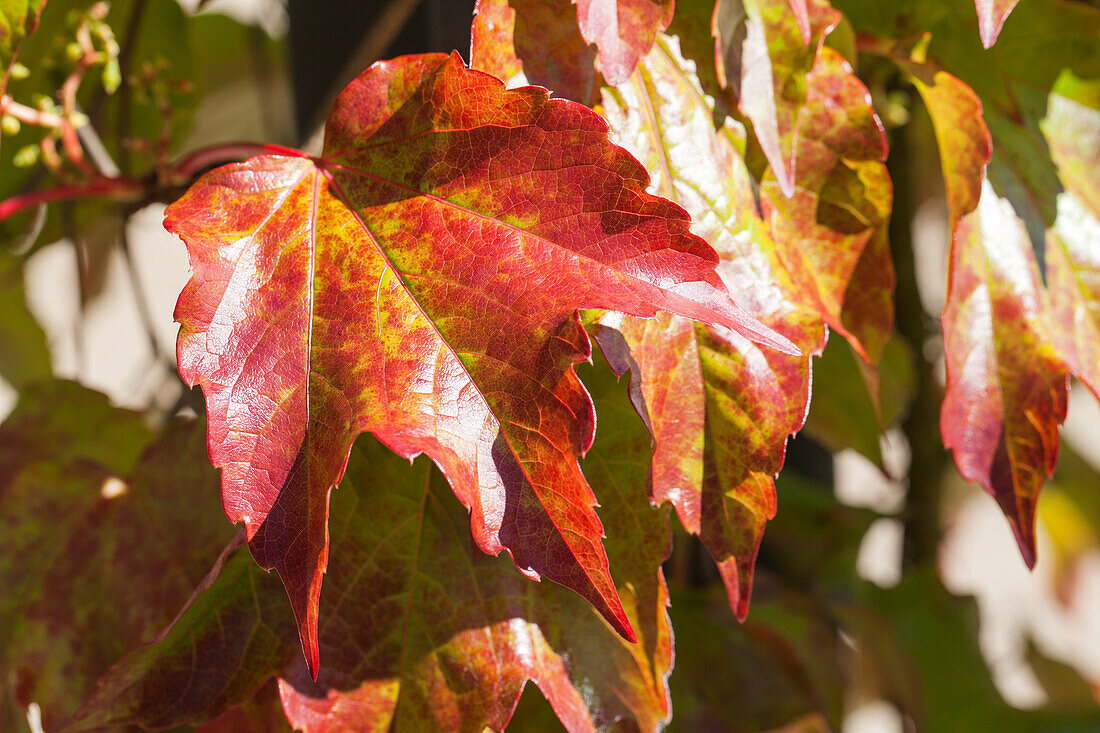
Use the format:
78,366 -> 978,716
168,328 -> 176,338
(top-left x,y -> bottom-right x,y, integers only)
1,114 -> 21,136
13,144 -> 40,167
101,61 -> 121,94
65,41 -> 83,62
10,62 -> 30,80
31,93 -> 53,111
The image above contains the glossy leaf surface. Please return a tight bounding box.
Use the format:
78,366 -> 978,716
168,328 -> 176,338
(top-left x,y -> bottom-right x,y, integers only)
714,0 -> 839,198
167,50 -> 786,677
1047,194 -> 1100,402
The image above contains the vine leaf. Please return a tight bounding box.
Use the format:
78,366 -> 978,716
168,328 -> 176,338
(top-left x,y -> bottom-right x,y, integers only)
471,0 -> 599,104
0,0 -> 45,68
1047,194 -> 1100,403
974,0 -> 1020,49
940,181 -> 1068,567
575,0 -> 674,85
592,29 -> 889,618
166,50 -> 793,679
0,383 -> 236,731
713,0 -> 840,198
67,356 -> 673,732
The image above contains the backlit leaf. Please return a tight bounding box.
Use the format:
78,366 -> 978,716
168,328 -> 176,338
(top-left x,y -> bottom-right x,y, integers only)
0,0 -> 44,68
713,0 -> 840,198
471,0 -> 599,104
940,181 -> 1068,567
1046,194 -> 1100,402
591,28 -> 890,618
575,0 -> 674,85
166,50 -> 790,677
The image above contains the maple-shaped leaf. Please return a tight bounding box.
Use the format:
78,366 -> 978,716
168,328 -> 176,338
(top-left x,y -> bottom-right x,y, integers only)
576,0 -> 674,85
280,355 -> 671,732
471,0 -> 599,104
0,382 -> 238,730
591,25 -> 891,617
713,0 -> 840,198
941,181 -> 1068,566
70,357 -> 673,732
974,0 -> 1020,48
166,50 -> 791,678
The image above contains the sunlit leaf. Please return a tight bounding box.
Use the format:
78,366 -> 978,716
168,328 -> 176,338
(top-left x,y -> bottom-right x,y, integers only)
1046,194 -> 1100,401
591,26 -> 890,618
471,0 -> 599,104
974,0 -> 1019,49
713,0 -> 840,198
940,181 -> 1068,567
167,50 -> 790,677
576,0 -> 674,85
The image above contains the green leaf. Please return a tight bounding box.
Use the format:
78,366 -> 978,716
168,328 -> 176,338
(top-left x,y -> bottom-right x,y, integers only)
0,250 -> 50,390
0,383 -> 232,730
70,354 -> 674,731
0,0 -> 44,70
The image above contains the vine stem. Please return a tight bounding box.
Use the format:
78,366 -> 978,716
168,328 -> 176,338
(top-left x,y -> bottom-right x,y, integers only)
0,141 -> 307,222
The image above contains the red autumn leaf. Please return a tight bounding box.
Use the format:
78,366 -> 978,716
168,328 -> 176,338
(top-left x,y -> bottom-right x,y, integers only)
859,27 -> 1077,566
69,360 -> 673,732
974,0 -> 1020,49
941,181 -> 1068,567
280,357 -> 671,732
592,28 -> 890,617
471,0 -> 599,104
166,50 -> 792,678
713,0 -> 840,198
575,0 -> 674,85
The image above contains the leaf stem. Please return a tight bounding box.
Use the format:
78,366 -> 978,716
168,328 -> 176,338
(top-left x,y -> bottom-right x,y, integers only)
0,141 -> 307,222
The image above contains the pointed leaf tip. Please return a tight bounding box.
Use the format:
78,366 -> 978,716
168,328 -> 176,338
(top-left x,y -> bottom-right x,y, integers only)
975,0 -> 1021,48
